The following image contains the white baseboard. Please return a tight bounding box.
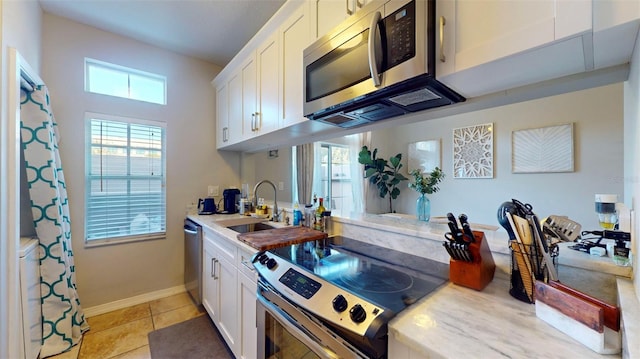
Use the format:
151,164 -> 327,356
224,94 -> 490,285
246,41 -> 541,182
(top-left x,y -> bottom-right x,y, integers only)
83,285 -> 187,318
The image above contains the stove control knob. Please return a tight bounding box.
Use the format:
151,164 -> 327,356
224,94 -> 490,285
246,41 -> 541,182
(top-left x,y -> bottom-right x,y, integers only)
349,304 -> 366,323
332,295 -> 348,312
257,254 -> 268,264
266,258 -> 278,270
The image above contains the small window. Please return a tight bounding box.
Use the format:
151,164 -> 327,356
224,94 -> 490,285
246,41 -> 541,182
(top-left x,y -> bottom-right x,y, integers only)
85,113 -> 166,244
85,58 -> 166,105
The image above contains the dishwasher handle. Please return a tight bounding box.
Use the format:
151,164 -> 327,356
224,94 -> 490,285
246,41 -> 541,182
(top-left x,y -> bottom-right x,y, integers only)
184,226 -> 199,235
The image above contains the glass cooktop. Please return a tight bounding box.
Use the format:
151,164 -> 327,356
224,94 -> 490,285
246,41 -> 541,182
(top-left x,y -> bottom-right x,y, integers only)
268,236 -> 449,314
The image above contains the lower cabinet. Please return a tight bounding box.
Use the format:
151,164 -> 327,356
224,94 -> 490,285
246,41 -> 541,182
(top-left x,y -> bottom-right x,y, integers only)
203,229 -> 257,359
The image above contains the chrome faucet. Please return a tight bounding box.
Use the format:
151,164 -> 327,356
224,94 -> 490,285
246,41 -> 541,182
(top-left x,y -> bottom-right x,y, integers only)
253,180 -> 280,222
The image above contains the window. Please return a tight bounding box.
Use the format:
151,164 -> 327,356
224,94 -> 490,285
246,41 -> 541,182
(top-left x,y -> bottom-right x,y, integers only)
85,113 -> 166,244
318,143 -> 353,214
85,58 -> 167,105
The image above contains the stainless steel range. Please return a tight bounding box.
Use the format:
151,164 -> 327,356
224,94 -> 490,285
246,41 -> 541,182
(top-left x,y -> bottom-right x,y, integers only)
253,236 -> 448,359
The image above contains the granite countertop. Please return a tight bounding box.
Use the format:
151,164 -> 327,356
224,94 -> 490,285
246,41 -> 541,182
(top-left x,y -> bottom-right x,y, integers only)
389,274 -> 621,359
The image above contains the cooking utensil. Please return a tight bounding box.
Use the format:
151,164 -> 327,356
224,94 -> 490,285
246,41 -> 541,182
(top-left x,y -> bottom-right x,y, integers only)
506,212 -> 535,300
545,215 -> 582,242
529,214 -> 558,282
497,201 -> 518,239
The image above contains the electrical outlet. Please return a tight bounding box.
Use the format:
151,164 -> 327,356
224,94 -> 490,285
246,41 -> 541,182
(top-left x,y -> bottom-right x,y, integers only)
278,181 -> 284,191
208,185 -> 219,197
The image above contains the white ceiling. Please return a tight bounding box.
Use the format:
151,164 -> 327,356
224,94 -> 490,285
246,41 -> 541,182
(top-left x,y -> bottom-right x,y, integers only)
39,0 -> 287,67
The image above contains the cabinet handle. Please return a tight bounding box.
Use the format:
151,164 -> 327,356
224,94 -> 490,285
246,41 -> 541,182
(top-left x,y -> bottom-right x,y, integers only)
346,0 -> 354,15
241,260 -> 255,272
211,258 -> 219,280
223,127 -> 228,142
439,16 -> 446,63
253,112 -> 260,131
356,0 -> 364,8
251,113 -> 255,131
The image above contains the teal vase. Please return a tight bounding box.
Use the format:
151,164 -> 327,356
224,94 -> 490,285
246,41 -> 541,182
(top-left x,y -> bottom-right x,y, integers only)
416,193 -> 431,222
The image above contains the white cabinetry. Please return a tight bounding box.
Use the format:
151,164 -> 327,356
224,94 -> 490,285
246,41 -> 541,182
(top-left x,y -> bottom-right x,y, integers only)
436,0 -> 639,98
254,33 -> 280,136
237,248 -> 258,359
280,2 -> 314,127
314,0 -> 371,37
202,229 -> 239,355
436,0 -> 592,97
240,55 -> 258,140
215,83 -> 229,146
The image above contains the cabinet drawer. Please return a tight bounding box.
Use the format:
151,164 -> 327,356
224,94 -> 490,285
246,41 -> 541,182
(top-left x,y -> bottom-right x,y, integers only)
237,247 -> 258,280
203,228 -> 237,264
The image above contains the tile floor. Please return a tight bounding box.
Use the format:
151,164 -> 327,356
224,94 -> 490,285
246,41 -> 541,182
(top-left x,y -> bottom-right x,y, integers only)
49,292 -> 205,359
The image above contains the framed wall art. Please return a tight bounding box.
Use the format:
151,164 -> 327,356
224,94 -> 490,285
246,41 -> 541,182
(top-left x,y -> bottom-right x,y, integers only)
512,123 -> 574,173
408,139 -> 441,173
453,123 -> 494,178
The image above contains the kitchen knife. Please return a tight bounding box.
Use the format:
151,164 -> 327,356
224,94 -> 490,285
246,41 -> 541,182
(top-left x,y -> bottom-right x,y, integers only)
446,212 -> 461,236
443,242 -> 457,259
458,213 -> 475,242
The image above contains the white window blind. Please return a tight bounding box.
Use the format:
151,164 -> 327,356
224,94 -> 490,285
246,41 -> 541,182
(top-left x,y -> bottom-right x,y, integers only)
85,113 -> 166,243
85,58 -> 167,105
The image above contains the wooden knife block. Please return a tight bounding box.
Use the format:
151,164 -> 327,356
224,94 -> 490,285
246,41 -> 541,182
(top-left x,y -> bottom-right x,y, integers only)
449,231 -> 495,291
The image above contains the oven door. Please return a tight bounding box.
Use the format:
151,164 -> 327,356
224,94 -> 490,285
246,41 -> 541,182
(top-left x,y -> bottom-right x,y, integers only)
256,281 -> 368,359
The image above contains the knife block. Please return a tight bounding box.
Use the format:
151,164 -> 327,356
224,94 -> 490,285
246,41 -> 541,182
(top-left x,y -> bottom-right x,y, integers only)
449,231 -> 495,291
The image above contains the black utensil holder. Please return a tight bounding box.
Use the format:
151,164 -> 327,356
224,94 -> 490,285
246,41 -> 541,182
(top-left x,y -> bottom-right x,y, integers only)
509,240 -> 558,304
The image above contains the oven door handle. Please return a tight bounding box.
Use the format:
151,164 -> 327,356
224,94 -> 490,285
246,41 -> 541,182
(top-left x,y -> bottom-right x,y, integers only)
257,285 -> 367,359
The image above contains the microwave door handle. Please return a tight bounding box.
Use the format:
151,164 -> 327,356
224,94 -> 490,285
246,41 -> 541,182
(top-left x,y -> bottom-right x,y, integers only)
368,11 -> 382,87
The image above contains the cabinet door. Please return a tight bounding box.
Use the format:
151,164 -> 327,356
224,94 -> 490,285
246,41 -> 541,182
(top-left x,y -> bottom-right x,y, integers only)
217,255 -> 239,355
315,0 -> 351,38
280,3 -> 313,128
227,71 -> 243,144
256,32 -> 280,135
436,0 -> 591,97
202,243 -> 219,322
238,271 -> 257,359
215,83 -> 229,148
241,55 -> 258,138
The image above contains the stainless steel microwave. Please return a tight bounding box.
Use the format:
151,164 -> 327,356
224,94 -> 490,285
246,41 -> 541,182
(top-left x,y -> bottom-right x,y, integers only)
303,0 -> 464,128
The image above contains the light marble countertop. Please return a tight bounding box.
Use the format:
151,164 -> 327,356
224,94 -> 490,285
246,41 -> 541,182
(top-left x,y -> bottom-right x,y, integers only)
187,212 -> 635,358
389,274 -> 621,359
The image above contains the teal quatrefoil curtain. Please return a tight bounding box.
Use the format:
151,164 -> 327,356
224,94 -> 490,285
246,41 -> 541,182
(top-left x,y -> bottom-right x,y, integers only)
21,85 -> 89,357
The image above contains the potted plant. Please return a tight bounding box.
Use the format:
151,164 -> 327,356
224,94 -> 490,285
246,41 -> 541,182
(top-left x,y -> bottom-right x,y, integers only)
358,146 -> 408,213
408,167 -> 445,221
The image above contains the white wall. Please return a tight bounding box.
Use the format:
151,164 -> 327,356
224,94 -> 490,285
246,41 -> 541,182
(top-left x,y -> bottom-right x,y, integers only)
0,1 -> 42,357
41,13 -> 240,307
624,26 -> 640,297
240,148 -> 293,204
364,83 -> 624,231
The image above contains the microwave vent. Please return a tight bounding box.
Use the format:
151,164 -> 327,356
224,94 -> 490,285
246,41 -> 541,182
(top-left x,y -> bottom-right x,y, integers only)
389,88 -> 441,107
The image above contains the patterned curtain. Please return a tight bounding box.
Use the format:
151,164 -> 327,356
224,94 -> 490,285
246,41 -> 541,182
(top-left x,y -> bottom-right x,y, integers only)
20,85 -> 88,357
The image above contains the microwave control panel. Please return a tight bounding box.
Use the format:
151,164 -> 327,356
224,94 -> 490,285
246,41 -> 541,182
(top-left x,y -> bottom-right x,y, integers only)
384,0 -> 416,69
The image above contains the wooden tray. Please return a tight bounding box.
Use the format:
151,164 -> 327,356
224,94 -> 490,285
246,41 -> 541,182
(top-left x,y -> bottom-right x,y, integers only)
237,226 -> 327,251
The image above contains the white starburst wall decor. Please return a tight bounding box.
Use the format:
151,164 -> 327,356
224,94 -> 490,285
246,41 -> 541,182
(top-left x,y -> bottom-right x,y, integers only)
453,123 -> 494,178
512,123 -> 574,173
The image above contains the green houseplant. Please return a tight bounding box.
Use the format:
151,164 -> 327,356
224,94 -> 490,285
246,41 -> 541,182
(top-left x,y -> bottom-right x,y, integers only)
358,146 -> 408,213
409,167 -> 445,221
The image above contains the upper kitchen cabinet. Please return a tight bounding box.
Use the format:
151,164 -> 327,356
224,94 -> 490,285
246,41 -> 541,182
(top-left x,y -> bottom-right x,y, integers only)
216,83 -> 229,147
280,2 -> 314,128
314,0 -> 372,38
592,0 -> 640,69
253,33 -> 280,137
436,0 -> 639,98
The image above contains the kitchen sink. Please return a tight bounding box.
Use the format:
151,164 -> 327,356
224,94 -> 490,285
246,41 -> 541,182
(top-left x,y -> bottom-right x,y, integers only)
226,222 -> 274,233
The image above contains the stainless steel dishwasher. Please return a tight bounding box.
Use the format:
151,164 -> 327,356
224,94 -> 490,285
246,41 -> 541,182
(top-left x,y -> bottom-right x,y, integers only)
184,218 -> 202,306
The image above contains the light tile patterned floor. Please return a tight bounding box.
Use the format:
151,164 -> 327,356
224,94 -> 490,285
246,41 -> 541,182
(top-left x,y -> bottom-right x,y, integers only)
48,292 -> 205,359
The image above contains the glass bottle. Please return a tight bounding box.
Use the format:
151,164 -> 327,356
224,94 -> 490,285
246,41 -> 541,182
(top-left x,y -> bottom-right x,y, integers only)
314,198 -> 326,231
416,193 -> 431,222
